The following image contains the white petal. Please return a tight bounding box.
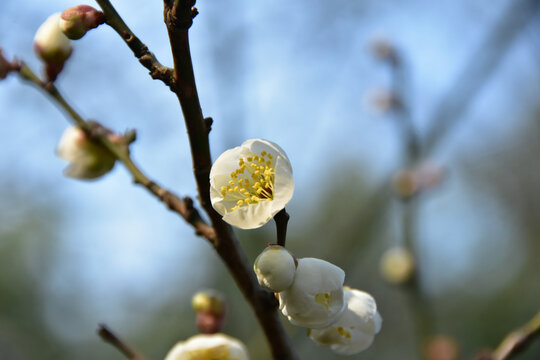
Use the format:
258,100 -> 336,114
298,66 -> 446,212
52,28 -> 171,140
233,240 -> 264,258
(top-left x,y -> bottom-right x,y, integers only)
279,258 -> 345,328
222,200 -> 274,230
308,288 -> 382,355
164,333 -> 249,360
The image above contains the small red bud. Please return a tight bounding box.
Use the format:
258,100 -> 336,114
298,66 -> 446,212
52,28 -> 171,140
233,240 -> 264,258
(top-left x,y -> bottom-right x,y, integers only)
60,5 -> 105,40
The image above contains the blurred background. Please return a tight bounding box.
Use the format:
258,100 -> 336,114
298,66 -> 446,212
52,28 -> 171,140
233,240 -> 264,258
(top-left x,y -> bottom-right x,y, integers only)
1,0 -> 540,359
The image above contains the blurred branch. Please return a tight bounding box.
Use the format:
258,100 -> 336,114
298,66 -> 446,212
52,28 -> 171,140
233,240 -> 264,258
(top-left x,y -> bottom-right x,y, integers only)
16,61 -> 216,242
98,324 -> 146,360
94,0 -> 175,88
476,310 -> 540,360
424,0 -> 540,154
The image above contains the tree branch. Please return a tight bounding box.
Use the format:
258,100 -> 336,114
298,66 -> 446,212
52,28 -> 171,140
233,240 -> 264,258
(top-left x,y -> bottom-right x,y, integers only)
98,324 -> 146,360
424,0 -> 540,155
94,0 -> 175,88
162,1 -> 299,359
476,310 -> 540,360
16,61 -> 216,242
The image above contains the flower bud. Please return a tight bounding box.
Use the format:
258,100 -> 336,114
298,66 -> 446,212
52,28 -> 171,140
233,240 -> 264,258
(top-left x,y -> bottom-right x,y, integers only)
34,13 -> 72,65
425,335 -> 460,360
279,258 -> 345,328
57,126 -> 116,180
379,246 -> 415,285
59,5 -> 105,40
254,245 -> 296,292
192,290 -> 226,334
164,333 -> 249,360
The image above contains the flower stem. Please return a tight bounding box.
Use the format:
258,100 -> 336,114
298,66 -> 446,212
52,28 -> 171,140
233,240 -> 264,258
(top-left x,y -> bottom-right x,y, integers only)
274,208 -> 290,247
97,324 -> 146,360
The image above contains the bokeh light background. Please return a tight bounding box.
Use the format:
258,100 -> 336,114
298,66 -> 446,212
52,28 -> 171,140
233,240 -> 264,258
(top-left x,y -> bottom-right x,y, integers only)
1,0 -> 540,359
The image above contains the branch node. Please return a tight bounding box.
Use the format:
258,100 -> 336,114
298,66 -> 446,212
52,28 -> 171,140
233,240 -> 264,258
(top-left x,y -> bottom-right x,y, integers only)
204,117 -> 213,134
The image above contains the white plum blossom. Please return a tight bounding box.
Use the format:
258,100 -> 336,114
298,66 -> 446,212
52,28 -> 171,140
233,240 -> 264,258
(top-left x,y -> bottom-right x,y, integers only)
254,245 -> 297,292
210,139 -> 294,229
379,246 -> 415,285
34,13 -> 72,64
308,288 -> 382,355
57,126 -> 116,180
278,258 -> 345,328
164,333 -> 249,360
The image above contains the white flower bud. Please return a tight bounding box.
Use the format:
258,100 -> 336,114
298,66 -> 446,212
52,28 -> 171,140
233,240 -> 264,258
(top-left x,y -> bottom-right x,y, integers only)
210,139 -> 294,229
59,5 -> 105,40
254,245 -> 296,292
34,13 -> 72,65
164,333 -> 249,360
278,258 -> 345,328
57,126 -> 116,180
308,288 -> 382,355
379,246 -> 415,285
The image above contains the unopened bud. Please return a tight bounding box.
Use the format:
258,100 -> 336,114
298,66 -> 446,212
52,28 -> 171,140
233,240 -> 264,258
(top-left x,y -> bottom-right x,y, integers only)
254,245 -> 297,292
379,246 -> 415,285
192,290 -> 226,334
425,335 -> 460,360
34,13 -> 73,82
392,169 -> 419,198
370,36 -> 397,62
57,126 -> 116,180
60,5 -> 105,40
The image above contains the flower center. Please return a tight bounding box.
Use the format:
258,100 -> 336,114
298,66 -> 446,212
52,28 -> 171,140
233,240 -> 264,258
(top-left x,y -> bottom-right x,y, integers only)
220,150 -> 275,212
315,293 -> 331,310
187,345 -> 231,360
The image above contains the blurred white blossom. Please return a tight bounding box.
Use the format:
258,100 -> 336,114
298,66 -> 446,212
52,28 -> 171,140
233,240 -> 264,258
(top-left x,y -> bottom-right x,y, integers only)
164,333 -> 249,360
57,126 -> 116,180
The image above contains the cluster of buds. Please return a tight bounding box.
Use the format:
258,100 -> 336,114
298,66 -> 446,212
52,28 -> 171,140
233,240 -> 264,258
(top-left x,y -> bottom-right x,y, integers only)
33,6 -> 104,81
392,162 -> 445,198
164,290 -> 249,360
254,246 -> 382,355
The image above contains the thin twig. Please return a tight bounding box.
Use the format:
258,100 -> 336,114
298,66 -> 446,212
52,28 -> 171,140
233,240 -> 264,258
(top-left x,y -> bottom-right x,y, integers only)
97,324 -> 146,360
475,310 -> 540,360
94,0 -> 175,88
16,61 -> 216,242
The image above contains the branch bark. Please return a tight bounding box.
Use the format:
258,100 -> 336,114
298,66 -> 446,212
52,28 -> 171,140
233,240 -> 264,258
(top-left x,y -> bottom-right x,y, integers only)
94,0 -> 175,88
475,310 -> 540,360
98,324 -> 146,360
17,62 -> 215,241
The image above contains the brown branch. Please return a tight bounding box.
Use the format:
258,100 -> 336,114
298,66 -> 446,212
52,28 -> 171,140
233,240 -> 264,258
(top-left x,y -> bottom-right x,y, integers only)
475,310 -> 540,360
94,0 -> 175,88
16,61 -> 215,242
97,324 -> 146,360
162,1 -> 299,359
